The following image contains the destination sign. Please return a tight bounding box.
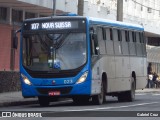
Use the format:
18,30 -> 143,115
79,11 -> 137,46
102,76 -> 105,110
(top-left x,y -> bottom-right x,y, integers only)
23,20 -> 85,31
31,21 -> 72,30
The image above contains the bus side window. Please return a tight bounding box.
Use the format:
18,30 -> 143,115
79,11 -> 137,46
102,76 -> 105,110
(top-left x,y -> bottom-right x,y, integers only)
129,31 -> 136,56
121,30 -> 129,55
110,28 -> 113,41
140,32 -> 146,56
106,28 -> 114,55
136,32 -> 143,56
91,37 -> 99,55
97,27 -> 106,54
117,29 -> 122,41
90,28 -> 99,56
113,29 -> 122,55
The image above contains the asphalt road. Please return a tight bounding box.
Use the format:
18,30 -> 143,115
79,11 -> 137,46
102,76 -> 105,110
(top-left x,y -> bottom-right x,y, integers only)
1,93 -> 160,120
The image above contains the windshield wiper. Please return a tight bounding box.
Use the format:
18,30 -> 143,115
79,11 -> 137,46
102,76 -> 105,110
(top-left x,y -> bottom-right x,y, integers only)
54,31 -> 71,49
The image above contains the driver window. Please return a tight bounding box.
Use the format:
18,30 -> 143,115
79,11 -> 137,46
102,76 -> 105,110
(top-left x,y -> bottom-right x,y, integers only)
90,27 -> 99,56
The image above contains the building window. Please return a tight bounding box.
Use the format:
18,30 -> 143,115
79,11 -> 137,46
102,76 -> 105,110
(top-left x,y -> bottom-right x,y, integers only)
25,12 -> 36,19
141,6 -> 143,11
147,7 -> 152,13
0,7 -> 7,21
12,9 -> 23,23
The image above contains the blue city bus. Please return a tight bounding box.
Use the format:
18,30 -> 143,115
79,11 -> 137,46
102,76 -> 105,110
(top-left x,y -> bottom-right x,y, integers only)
16,15 -> 147,106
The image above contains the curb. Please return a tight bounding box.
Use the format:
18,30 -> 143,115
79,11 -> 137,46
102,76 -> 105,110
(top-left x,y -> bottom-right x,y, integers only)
0,100 -> 38,107
136,88 -> 160,93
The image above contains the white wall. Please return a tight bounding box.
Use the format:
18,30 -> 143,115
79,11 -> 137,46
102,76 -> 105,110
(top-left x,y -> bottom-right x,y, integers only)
56,0 -> 78,14
123,0 -> 160,36
18,0 -> 160,36
84,0 -> 117,19
84,0 -> 160,36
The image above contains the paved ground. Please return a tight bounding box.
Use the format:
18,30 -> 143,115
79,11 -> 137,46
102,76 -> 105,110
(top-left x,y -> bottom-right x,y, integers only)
0,88 -> 160,107
0,91 -> 38,107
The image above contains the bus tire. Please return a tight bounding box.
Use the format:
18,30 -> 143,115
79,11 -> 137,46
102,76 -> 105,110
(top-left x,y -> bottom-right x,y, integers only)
92,81 -> 104,105
38,96 -> 50,107
118,91 -> 127,102
118,78 -> 135,102
118,77 -> 135,102
126,77 -> 136,102
102,73 -> 107,103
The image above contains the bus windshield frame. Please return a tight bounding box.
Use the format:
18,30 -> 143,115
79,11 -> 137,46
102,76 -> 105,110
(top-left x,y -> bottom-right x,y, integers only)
21,17 -> 87,78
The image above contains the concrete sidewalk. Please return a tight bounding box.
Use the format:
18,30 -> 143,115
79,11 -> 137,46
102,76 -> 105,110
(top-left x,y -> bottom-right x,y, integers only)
0,88 -> 160,107
136,88 -> 160,93
0,91 -> 38,107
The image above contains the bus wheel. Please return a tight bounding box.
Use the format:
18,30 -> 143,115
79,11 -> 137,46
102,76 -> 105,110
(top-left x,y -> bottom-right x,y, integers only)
92,81 -> 104,105
126,77 -> 136,102
118,78 -> 135,102
38,96 -> 50,107
118,92 -> 125,102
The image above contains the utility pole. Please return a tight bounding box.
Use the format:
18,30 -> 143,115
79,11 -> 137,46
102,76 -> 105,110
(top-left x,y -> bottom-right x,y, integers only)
78,0 -> 84,16
53,0 -> 56,16
117,0 -> 123,21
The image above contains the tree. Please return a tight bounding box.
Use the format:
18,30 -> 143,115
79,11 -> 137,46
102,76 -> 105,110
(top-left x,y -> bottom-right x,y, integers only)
77,0 -> 84,16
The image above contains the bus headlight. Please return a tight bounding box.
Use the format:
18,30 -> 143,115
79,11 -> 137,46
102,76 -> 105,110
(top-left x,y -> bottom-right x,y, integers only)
21,74 -> 32,85
76,71 -> 88,84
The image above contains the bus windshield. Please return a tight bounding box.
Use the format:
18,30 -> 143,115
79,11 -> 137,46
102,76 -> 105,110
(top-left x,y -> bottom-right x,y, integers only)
22,32 -> 87,71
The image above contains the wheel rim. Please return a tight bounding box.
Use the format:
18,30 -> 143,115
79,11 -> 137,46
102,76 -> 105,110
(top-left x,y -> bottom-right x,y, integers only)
131,81 -> 135,100
99,82 -> 104,104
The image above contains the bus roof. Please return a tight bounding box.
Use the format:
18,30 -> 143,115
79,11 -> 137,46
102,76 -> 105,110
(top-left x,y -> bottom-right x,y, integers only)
23,16 -> 143,31
23,16 -> 86,22
88,17 -> 144,31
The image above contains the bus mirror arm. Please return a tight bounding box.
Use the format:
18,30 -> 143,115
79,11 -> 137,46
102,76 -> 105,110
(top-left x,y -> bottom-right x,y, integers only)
13,29 -> 21,49
16,29 -> 21,33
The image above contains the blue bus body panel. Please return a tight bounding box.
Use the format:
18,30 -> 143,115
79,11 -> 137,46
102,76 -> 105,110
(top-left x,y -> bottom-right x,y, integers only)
20,17 -> 92,97
20,64 -> 92,97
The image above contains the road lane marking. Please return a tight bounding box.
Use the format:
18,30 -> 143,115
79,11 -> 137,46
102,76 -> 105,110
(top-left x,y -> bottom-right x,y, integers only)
152,94 -> 160,96
63,102 -> 160,111
135,93 -> 147,95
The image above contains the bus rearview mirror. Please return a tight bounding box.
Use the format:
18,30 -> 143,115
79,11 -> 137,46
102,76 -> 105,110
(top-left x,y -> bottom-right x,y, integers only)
91,34 -> 97,41
12,29 -> 21,49
13,36 -> 18,49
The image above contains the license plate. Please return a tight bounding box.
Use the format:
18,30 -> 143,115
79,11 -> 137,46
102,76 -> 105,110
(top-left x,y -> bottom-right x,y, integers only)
48,91 -> 60,96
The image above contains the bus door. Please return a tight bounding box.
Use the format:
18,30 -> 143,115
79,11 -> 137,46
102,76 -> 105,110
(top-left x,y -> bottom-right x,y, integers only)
90,27 -> 101,94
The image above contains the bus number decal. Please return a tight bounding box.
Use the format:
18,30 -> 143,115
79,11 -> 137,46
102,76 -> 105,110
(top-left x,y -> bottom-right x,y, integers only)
31,23 -> 39,30
64,79 -> 73,84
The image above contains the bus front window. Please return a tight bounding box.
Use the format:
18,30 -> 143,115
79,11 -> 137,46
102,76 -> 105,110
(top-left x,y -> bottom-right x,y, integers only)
22,33 -> 87,71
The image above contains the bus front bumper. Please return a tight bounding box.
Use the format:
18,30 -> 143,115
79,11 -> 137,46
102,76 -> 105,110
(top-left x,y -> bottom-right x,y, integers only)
21,82 -> 91,98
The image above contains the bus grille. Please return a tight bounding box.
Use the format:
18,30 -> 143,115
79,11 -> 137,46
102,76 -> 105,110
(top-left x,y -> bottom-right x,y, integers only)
36,87 -> 73,95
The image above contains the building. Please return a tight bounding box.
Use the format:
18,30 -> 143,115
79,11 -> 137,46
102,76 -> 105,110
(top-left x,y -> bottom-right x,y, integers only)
0,0 -> 54,71
1,0 -> 160,71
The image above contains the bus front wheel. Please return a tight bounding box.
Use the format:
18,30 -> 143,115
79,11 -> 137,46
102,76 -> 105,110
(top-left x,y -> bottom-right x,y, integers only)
126,77 -> 136,102
92,81 -> 105,105
38,96 -> 50,107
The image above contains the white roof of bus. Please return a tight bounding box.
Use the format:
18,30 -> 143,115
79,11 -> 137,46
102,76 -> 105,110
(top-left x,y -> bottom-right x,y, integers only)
88,17 -> 143,30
